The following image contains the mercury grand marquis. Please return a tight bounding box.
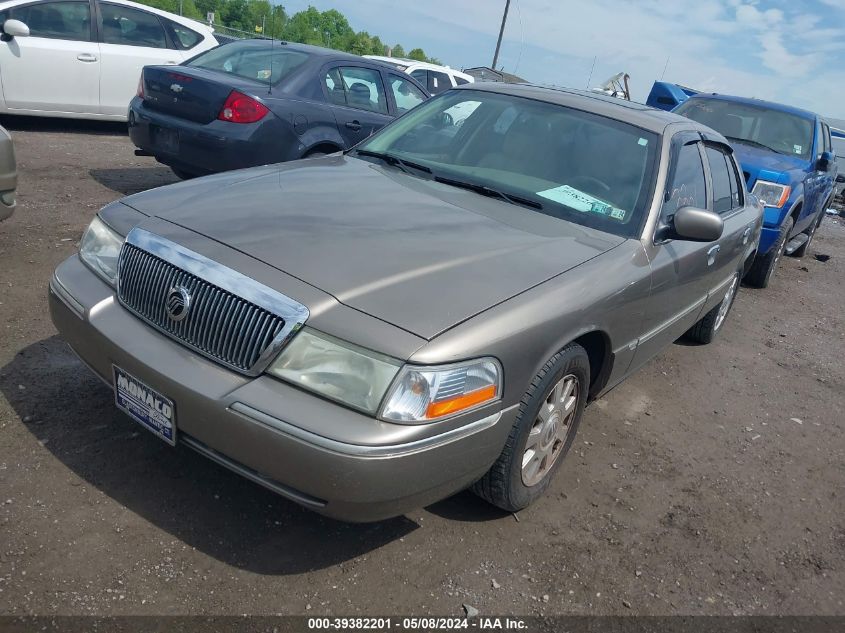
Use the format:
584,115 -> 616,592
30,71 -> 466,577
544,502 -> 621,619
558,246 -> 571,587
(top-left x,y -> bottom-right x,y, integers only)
49,84 -> 763,521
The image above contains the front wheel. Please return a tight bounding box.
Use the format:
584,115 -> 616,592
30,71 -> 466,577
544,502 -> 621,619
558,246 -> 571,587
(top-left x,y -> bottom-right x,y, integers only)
472,344 -> 589,512
744,217 -> 794,288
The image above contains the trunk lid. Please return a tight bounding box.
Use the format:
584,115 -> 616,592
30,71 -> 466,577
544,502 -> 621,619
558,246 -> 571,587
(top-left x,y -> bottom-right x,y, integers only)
141,66 -> 244,124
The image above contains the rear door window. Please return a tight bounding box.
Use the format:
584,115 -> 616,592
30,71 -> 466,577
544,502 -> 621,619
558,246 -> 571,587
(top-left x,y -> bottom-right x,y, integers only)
163,18 -> 202,50
409,69 -> 427,86
100,3 -> 167,48
324,66 -> 388,114
705,146 -> 734,214
1,0 -> 92,41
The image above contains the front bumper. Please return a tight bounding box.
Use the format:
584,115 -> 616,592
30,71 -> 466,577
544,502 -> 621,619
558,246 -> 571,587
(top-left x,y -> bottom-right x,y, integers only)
48,255 -> 514,522
127,98 -> 301,176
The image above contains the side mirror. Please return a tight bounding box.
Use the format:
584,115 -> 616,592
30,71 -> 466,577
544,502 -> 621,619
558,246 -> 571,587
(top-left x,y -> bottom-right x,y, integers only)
2,19 -> 30,39
817,151 -> 833,172
672,206 -> 724,242
836,174 -> 845,184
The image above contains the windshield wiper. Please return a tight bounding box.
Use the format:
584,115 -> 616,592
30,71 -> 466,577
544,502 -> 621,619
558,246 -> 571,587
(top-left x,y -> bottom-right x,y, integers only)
352,149 -> 432,175
726,136 -> 785,155
434,175 -> 543,210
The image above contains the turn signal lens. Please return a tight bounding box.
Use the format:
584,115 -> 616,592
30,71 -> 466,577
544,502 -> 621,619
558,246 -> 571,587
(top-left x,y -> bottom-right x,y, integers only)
218,91 -> 269,124
380,359 -> 502,423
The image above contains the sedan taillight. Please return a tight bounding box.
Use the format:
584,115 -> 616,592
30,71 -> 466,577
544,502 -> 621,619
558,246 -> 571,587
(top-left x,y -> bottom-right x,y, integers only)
137,73 -> 144,99
217,91 -> 269,124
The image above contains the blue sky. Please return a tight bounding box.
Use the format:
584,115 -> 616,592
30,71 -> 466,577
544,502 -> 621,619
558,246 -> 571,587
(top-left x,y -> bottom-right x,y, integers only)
282,0 -> 845,120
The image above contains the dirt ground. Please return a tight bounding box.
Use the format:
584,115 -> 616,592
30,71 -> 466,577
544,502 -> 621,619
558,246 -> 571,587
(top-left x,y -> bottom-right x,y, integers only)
0,117 -> 843,618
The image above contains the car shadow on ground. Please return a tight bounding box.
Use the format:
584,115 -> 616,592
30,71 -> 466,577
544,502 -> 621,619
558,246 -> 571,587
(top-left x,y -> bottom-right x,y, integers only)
90,167 -> 179,196
0,336 -> 419,575
0,114 -> 128,136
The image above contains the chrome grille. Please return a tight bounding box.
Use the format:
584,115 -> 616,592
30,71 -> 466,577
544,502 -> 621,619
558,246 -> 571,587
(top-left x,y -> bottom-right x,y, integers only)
116,230 -> 309,375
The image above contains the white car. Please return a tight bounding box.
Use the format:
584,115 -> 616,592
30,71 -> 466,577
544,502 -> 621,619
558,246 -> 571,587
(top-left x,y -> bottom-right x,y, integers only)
364,56 -> 473,95
0,0 -> 217,120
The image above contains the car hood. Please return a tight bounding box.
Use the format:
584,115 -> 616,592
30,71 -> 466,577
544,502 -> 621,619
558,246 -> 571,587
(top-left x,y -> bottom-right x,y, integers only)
732,143 -> 807,189
121,156 -> 625,339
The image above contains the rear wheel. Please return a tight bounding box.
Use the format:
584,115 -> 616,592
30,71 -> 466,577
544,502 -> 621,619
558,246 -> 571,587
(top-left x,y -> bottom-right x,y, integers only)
685,271 -> 740,344
472,344 -> 589,512
744,216 -> 793,288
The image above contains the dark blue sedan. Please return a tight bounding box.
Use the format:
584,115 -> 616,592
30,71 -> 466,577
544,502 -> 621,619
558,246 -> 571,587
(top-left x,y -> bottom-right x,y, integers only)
128,40 -> 429,178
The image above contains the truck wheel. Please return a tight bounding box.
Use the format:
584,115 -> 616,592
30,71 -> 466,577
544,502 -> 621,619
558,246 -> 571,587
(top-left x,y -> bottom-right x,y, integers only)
790,210 -> 824,258
685,271 -> 740,344
472,344 -> 589,513
744,217 -> 794,288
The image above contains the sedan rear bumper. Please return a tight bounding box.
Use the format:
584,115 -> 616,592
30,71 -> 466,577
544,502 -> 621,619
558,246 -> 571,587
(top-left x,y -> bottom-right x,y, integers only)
49,255 -> 514,521
127,98 -> 302,176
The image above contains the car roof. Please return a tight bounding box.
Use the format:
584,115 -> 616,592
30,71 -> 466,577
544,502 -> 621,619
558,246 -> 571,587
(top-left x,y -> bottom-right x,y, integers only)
684,92 -> 818,121
364,55 -> 470,76
456,82 -> 708,136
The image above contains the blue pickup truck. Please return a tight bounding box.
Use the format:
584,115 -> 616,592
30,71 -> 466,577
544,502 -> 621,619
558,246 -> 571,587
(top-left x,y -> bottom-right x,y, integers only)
658,90 -> 837,287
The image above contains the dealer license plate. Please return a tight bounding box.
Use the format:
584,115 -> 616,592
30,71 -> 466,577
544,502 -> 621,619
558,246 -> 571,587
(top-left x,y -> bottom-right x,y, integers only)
113,366 -> 176,446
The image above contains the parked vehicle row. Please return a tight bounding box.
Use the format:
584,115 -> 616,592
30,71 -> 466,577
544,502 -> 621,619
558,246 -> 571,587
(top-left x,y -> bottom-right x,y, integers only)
2,2 -> 833,521
50,84 -> 764,521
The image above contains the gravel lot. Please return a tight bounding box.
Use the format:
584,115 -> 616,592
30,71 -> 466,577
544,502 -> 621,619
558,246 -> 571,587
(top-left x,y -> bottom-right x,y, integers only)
0,117 -> 843,617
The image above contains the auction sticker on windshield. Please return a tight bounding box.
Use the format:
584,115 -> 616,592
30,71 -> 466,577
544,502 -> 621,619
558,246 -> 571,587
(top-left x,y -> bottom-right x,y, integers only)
537,185 -> 627,220
113,366 -> 176,445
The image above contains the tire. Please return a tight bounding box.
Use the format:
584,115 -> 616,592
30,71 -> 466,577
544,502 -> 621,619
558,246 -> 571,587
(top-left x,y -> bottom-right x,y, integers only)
170,167 -> 197,180
472,344 -> 589,512
744,216 -> 794,288
685,271 -> 740,344
790,209 -> 824,258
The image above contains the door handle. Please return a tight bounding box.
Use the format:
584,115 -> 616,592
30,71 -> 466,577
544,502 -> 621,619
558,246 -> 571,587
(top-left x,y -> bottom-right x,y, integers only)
706,244 -> 720,266
742,226 -> 752,245
345,121 -> 362,131
77,53 -> 98,62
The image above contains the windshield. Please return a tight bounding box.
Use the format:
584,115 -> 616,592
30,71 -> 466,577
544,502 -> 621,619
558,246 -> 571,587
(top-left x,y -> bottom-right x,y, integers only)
354,90 -> 659,238
187,43 -> 309,84
675,98 -> 814,160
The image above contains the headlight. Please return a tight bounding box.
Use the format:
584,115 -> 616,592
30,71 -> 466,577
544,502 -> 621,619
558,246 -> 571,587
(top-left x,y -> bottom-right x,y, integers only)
751,181 -> 791,208
267,329 -> 402,414
79,216 -> 124,285
380,358 -> 501,423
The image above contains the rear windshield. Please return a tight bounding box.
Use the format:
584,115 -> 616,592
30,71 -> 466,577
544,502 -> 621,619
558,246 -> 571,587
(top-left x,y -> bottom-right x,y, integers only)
675,98 -> 814,160
187,44 -> 309,84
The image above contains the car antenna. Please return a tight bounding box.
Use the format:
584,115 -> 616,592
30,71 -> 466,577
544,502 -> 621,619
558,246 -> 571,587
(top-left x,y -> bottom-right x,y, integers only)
268,13 -> 274,95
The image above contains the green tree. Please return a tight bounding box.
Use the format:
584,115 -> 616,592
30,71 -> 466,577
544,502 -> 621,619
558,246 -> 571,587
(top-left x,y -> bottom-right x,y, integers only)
407,48 -> 426,61
369,35 -> 384,56
391,43 -> 405,58
348,31 -> 372,56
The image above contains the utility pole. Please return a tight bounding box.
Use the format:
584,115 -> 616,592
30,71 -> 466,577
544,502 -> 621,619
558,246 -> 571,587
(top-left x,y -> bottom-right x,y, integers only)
492,0 -> 510,70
